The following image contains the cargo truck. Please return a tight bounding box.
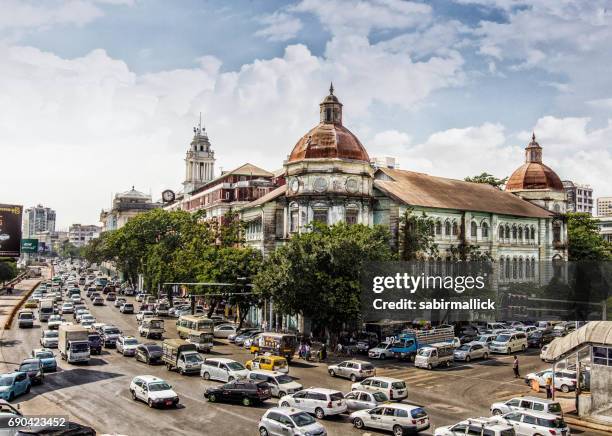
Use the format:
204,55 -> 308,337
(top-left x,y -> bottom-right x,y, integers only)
161,339 -> 202,375
39,298 -> 55,322
58,325 -> 91,363
389,326 -> 457,361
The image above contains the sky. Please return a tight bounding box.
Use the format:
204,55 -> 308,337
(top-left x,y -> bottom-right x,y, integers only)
1,0 -> 611,228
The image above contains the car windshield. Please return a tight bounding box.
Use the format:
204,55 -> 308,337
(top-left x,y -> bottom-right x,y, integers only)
227,362 -> 245,371
36,352 -> 54,359
548,403 -> 562,413
417,348 -> 431,356
45,331 -> 58,338
148,382 -> 172,392
411,407 -> 427,419
457,345 -> 470,351
476,336 -> 489,342
20,313 -> 33,319
378,342 -> 390,349
105,328 -> 120,335
495,334 -> 511,342
276,375 -> 293,384
391,381 -> 406,389
0,377 -> 13,386
290,412 -> 315,427
72,343 -> 89,352
20,362 -> 40,371
124,339 -> 138,345
372,392 -> 388,402
541,418 -> 566,428
49,316 -> 61,321
185,354 -> 203,364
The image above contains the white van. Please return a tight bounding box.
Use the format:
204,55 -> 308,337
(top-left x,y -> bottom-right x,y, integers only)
489,332 -> 528,354
200,357 -> 248,382
351,376 -> 408,401
414,343 -> 454,369
247,370 -> 303,398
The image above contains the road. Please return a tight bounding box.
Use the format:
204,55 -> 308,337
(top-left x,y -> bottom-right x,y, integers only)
0,284 -> 606,436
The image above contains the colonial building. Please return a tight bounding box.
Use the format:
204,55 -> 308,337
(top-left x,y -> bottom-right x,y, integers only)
183,119 -> 216,195
238,86 -> 568,269
100,187 -> 160,231
68,224 -> 101,247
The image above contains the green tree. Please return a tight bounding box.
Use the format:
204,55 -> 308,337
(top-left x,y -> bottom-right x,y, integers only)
0,258 -> 17,286
464,172 -> 508,190
567,212 -> 612,260
398,208 -> 438,260
254,223 -> 394,345
57,240 -> 82,258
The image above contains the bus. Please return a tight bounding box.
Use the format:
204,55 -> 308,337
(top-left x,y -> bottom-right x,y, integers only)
176,315 -> 214,340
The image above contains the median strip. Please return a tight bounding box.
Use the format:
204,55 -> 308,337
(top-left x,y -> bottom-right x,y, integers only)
3,278 -> 41,330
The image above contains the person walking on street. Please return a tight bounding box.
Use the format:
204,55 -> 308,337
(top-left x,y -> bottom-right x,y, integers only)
513,355 -> 520,378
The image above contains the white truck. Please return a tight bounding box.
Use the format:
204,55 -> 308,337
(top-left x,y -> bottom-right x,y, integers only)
39,298 -> 55,322
58,325 -> 91,363
414,342 -> 455,369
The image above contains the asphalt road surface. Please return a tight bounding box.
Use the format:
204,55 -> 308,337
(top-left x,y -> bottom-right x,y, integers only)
0,283 -> 606,436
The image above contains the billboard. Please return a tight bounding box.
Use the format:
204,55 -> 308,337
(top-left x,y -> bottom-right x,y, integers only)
0,204 -> 23,257
21,239 -> 39,253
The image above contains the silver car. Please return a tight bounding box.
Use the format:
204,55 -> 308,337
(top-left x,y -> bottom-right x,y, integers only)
453,343 -> 489,362
327,360 -> 376,381
258,407 -> 327,436
344,390 -> 388,412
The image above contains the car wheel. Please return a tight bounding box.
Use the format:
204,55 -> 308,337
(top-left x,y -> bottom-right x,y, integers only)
228,377 -> 235,382
259,427 -> 269,436
380,353 -> 386,360
148,399 -> 154,408
393,425 -> 405,436
350,374 -> 357,382
492,409 -> 502,415
465,355 -> 471,362
203,372 -> 210,380
427,363 -> 432,370
353,418 -> 364,429
278,391 -> 286,398
507,348 -> 511,354
561,384 -> 570,393
208,394 -> 216,402
281,401 -> 290,407
315,407 -> 325,419
329,369 -> 336,377
242,397 -> 251,407
131,390 -> 137,400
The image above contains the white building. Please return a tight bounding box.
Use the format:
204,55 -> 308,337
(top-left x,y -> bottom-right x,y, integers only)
68,224 -> 101,247
23,205 -> 56,238
563,180 -> 594,214
597,197 -> 612,217
100,187 -> 160,231
183,119 -> 216,195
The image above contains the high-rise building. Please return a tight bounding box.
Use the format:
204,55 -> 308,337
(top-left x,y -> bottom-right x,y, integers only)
23,205 -> 56,238
562,180 -> 593,214
68,224 -> 101,247
597,197 -> 612,217
183,116 -> 216,195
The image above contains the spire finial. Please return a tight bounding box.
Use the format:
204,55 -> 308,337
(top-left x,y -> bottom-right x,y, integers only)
329,82 -> 334,95
532,131 -> 536,142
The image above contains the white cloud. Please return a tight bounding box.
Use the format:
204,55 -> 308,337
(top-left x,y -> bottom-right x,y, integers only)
255,12 -> 303,42
0,0 -> 106,30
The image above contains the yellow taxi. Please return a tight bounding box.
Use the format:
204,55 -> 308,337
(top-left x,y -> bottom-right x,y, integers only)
245,355 -> 289,374
24,299 -> 38,309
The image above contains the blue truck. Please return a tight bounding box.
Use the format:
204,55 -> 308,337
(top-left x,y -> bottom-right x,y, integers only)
389,326 -> 457,361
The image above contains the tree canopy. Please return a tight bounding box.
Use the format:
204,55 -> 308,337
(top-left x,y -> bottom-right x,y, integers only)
464,172 -> 508,190
567,212 -> 612,260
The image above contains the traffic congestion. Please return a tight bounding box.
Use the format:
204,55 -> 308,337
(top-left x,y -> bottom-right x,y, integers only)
2,260 -> 599,436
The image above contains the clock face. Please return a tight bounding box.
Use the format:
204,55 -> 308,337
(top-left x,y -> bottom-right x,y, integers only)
162,190 -> 175,202
290,178 -> 300,193
345,178 -> 359,194
313,177 -> 328,193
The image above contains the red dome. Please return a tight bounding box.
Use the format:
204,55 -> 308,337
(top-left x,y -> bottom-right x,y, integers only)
506,162 -> 564,191
288,122 -> 370,163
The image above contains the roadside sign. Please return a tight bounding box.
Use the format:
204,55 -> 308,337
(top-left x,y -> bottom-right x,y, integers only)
0,204 -> 23,257
21,238 -> 39,253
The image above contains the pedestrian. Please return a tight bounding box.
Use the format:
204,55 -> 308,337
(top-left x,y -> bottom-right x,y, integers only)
336,342 -> 343,356
545,374 -> 553,399
512,355 -> 520,378
304,343 -> 311,361
321,343 -> 327,361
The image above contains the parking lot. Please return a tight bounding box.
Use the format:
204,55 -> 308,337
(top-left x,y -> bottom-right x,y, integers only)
0,282 -> 605,436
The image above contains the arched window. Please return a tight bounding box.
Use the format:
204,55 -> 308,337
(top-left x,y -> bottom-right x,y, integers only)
499,225 -> 504,239
531,227 -> 536,240
553,221 -> 561,243
505,257 -> 511,279
518,257 -> 523,279
435,221 -> 442,235
554,204 -> 561,213
531,257 -> 536,277
482,222 -> 489,238
505,225 -> 511,239
518,227 -> 523,241
452,222 -> 458,236
512,258 -> 518,279
445,221 -> 451,236
499,257 -> 505,279
471,221 -> 477,237
512,226 -> 517,240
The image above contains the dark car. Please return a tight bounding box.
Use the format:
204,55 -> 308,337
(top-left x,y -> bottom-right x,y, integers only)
459,332 -> 479,344
16,421 -> 97,435
101,326 -> 122,348
85,287 -> 96,298
88,333 -> 103,355
17,359 -> 44,385
528,330 -> 555,348
204,380 -> 271,406
135,343 -> 163,365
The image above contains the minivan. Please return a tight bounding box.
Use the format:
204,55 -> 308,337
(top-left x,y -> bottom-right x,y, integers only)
17,310 -> 35,328
490,396 -> 563,417
351,376 -> 407,401
489,332 -> 528,354
200,358 -> 248,382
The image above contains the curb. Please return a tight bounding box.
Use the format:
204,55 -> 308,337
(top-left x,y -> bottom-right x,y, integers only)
3,279 -> 41,330
564,415 -> 612,433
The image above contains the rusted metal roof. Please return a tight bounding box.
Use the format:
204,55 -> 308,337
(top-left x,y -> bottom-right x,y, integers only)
374,168 -> 553,218
506,162 -> 564,192
288,123 -> 370,163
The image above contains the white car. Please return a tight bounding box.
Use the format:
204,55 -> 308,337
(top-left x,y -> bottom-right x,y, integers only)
489,332 -> 528,354
80,315 -> 96,325
493,410 -> 571,436
435,417 -> 515,436
344,390 -> 389,413
368,342 -> 394,359
200,358 -> 249,382
47,315 -> 64,330
453,343 -> 489,362
116,336 -> 139,356
247,370 -> 303,398
129,375 -> 179,408
136,310 -> 155,323
524,369 -> 577,393
75,310 -> 90,322
351,376 -> 407,401
213,324 -> 237,338
40,330 -> 59,348
279,388 -> 347,419
60,303 -> 74,314
351,403 -> 430,436
258,407 -> 327,436
490,396 -> 563,417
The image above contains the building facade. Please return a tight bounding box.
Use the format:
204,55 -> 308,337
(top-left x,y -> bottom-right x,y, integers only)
23,205 -> 56,238
68,224 -> 101,247
595,216 -> 612,243
100,187 -> 160,231
597,197 -> 612,217
183,120 -> 216,195
563,180 -> 593,214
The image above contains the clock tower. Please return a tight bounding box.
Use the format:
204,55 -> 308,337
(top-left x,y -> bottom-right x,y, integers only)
183,115 -> 216,194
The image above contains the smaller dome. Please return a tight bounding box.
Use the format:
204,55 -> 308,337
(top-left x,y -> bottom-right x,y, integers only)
506,163 -> 564,191
288,123 -> 370,162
